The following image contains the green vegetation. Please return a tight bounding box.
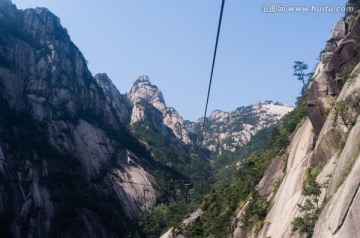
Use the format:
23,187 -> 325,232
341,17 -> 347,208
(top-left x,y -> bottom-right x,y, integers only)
292,170 -> 322,238
335,156 -> 357,192
333,92 -> 360,127
323,95 -> 337,118
349,0 -> 360,11
212,57 -> 359,238
332,92 -> 360,163
240,191 -> 269,234
211,126 -> 275,187
291,201 -> 320,238
130,100 -> 211,200
138,203 -> 185,238
129,99 -> 213,237
335,65 -> 354,84
338,129 -> 351,152
134,91 -> 307,237
187,222 -> 205,238
293,61 -> 312,89
334,138 -> 360,192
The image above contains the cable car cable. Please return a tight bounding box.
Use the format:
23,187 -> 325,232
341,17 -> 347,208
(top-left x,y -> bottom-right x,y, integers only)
199,0 -> 226,145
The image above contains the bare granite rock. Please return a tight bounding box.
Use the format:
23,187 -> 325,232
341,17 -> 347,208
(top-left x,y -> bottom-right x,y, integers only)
186,101 -> 293,153
0,3 -> 156,237
128,75 -> 191,144
257,120 -> 314,238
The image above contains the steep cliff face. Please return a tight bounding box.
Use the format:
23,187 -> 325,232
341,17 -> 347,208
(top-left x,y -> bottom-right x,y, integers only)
255,120 -> 315,238
186,101 -> 293,153
94,73 -> 131,125
232,9 -> 360,238
0,1 -> 125,129
312,62 -> 360,238
313,122 -> 360,238
0,1 -> 156,237
308,17 -> 349,134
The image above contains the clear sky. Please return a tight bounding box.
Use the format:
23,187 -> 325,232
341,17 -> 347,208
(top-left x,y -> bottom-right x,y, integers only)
11,0 -> 346,121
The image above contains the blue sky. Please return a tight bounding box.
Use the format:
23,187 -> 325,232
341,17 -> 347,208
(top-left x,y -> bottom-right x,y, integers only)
11,0 -> 346,120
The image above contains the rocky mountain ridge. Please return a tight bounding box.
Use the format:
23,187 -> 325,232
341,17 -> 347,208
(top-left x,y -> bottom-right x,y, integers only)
185,101 -> 293,153
127,75 -> 191,145
126,75 -> 292,152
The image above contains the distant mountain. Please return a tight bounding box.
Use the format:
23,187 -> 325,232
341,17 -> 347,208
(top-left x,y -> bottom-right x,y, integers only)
185,101 -> 293,153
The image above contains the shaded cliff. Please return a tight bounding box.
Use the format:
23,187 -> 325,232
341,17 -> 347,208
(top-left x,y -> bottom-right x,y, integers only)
0,1 -> 159,237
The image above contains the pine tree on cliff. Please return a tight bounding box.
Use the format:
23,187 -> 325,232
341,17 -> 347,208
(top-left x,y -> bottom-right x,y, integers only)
293,61 -> 312,94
